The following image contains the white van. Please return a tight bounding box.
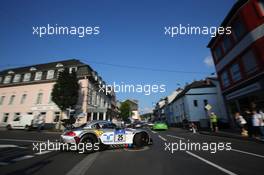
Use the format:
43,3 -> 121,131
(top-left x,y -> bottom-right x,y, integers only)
7,114 -> 35,130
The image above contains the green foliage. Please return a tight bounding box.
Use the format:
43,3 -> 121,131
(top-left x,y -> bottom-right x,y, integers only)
119,101 -> 132,121
51,68 -> 79,111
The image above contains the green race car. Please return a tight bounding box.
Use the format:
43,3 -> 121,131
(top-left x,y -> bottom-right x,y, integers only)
152,121 -> 168,130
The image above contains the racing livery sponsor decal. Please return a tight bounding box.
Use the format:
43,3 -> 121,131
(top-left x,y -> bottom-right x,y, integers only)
114,129 -> 126,142
101,133 -> 114,142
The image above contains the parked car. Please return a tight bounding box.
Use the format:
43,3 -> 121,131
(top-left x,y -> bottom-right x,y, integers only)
60,120 -> 152,153
152,121 -> 168,130
6,114 -> 34,130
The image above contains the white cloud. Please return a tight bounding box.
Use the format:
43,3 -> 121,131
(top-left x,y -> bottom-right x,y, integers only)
203,55 -> 214,67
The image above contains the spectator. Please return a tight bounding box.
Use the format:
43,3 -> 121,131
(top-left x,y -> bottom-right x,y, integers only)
243,109 -> 253,138
210,112 -> 218,132
252,110 -> 262,138
258,110 -> 264,140
234,112 -> 248,137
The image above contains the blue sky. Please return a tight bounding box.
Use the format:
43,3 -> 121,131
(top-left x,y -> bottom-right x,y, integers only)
0,0 -> 235,113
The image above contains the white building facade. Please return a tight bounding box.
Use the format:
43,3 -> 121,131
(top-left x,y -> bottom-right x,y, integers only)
166,79 -> 228,128
0,59 -> 117,129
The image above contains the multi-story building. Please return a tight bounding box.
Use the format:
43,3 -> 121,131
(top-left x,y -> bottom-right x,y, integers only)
164,88 -> 182,125
123,99 -> 140,121
0,59 -> 117,128
153,98 -> 166,121
164,79 -> 228,128
207,0 -> 264,117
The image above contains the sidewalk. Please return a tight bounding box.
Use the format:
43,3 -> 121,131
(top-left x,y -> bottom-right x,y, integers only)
199,129 -> 264,143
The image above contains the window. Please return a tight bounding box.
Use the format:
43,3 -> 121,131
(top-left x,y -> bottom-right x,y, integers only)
36,93 -> 43,104
193,100 -> 198,107
242,50 -> 257,75
222,36 -> 232,53
231,63 -> 241,82
203,99 -> 208,106
34,72 -> 42,80
53,112 -> 60,122
23,73 -> 31,82
213,46 -> 222,60
8,95 -> 15,105
13,74 -> 21,83
56,63 -> 63,67
20,94 -> 27,104
57,68 -> 64,78
46,70 -> 55,79
0,96 -> 5,105
258,0 -> 264,15
232,19 -> 246,41
221,71 -> 230,87
2,113 -> 9,123
13,113 -> 21,121
69,67 -> 77,73
3,75 -> 12,84
30,67 -> 37,71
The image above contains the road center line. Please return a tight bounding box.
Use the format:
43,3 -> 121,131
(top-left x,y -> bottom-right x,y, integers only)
231,148 -> 264,159
166,134 -> 185,140
66,152 -> 100,175
151,131 -> 157,134
186,151 -> 238,175
35,151 -> 52,155
12,155 -> 34,162
0,162 -> 9,166
0,139 -> 43,143
158,135 -> 167,142
0,144 -> 27,149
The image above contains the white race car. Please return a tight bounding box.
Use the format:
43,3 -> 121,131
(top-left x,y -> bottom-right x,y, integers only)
60,120 -> 152,153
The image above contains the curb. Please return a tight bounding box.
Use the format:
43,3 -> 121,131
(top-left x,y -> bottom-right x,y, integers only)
199,131 -> 264,144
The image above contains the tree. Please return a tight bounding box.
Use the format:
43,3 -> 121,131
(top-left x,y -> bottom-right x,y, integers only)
51,68 -> 79,130
119,101 -> 132,122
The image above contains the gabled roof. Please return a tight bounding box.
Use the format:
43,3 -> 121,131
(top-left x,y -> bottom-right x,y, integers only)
0,59 -> 85,75
171,80 -> 215,103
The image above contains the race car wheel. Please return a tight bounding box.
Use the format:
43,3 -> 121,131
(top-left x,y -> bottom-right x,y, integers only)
79,134 -> 98,154
133,132 -> 149,148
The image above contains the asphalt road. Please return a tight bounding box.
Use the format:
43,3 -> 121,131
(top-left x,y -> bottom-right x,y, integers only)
0,128 -> 263,175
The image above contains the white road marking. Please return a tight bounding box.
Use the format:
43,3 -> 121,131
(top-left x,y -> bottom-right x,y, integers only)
158,135 -> 167,142
166,134 -> 185,140
151,131 -> 157,134
12,155 -> 34,162
0,144 -> 27,149
0,139 -> 43,143
231,148 -> 264,159
186,151 -> 237,175
66,152 -> 100,175
35,150 -> 52,155
0,162 -> 9,166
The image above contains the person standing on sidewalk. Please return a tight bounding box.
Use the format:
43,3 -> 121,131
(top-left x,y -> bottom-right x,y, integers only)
234,112 -> 248,137
243,109 -> 253,138
259,110 -> 264,140
210,112 -> 218,132
252,110 -> 262,138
